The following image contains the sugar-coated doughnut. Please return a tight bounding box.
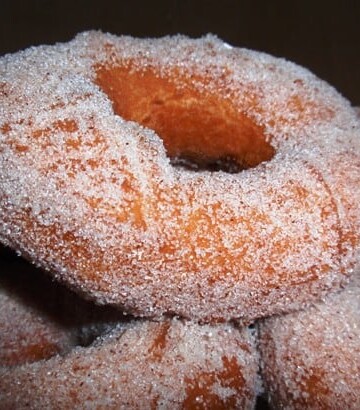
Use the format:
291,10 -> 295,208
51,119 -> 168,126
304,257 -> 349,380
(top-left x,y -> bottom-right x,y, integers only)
0,265 -> 76,366
258,274 -> 360,409
0,249 -> 125,366
0,318 -> 260,409
1,32 -> 360,323
0,248 -> 260,408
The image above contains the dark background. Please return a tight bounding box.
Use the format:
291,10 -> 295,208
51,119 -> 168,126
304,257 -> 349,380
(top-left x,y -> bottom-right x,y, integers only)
1,0 -> 359,105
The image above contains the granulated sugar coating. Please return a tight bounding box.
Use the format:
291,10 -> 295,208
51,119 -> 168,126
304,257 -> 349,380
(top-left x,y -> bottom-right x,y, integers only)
0,318 -> 260,409
258,273 -> 360,409
0,31 -> 359,323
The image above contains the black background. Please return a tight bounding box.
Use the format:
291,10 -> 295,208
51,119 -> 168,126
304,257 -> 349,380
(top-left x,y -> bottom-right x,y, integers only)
1,0 -> 359,105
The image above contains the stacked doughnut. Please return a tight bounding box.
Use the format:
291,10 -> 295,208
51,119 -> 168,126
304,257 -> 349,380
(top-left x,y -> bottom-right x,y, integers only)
258,272 -> 360,409
0,260 -> 77,366
0,246 -> 126,368
258,106 -> 360,408
0,32 -> 359,408
0,250 -> 260,409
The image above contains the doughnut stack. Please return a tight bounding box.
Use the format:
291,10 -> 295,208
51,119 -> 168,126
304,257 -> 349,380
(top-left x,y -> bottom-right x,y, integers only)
0,32 -> 359,409
0,251 -> 260,409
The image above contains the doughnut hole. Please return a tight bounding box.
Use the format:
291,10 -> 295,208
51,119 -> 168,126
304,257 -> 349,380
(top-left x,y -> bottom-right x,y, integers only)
95,65 -> 275,172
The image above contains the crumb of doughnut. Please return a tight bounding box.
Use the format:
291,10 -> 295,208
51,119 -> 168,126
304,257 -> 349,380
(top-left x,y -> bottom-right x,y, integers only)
0,318 -> 260,409
1,32 -> 360,323
258,273 -> 360,409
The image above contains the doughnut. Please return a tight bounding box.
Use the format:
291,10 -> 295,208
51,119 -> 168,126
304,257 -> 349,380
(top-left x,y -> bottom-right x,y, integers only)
0,246 -> 260,408
0,317 -> 260,409
0,248 -> 125,366
258,273 -> 360,409
0,264 -> 77,366
1,31 -> 359,323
